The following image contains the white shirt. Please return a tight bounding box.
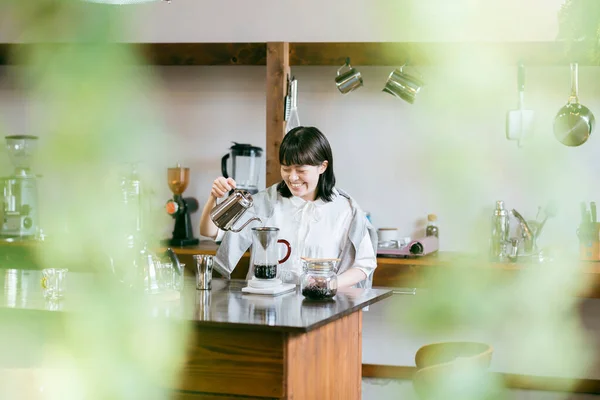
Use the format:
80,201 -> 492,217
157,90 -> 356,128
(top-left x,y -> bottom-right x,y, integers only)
258,189 -> 376,284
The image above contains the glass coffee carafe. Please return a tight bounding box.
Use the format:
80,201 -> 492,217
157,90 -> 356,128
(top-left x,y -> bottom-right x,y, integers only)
250,227 -> 291,280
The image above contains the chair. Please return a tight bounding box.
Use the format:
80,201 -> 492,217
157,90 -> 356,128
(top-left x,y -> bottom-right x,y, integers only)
413,342 -> 502,400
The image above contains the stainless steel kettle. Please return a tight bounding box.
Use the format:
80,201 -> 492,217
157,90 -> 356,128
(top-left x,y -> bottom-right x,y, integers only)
210,189 -> 262,232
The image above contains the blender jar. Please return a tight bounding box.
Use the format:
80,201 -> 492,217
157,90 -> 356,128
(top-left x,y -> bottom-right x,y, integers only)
221,143 -> 263,194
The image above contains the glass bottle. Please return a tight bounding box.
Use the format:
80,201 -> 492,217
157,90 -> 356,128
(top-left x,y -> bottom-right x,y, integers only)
425,214 -> 438,238
119,163 -> 143,245
285,77 -> 300,133
490,201 -> 509,261
300,259 -> 338,300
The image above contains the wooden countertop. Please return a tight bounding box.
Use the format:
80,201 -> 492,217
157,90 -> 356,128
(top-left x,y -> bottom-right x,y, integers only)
5,238 -> 597,269
4,239 -> 600,297
161,240 -> 600,271
159,242 -> 600,298
0,269 -> 392,333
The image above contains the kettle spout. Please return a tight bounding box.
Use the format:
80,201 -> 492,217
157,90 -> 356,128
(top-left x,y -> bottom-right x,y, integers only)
230,217 -> 262,233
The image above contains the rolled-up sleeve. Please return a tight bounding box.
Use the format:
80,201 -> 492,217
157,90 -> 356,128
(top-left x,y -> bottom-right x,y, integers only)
353,229 -> 377,279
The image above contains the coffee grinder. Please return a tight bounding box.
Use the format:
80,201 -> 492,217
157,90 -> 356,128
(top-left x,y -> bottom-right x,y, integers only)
164,164 -> 199,246
1,135 -> 39,239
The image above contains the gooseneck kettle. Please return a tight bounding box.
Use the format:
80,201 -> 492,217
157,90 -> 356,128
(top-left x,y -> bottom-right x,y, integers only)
210,189 -> 262,233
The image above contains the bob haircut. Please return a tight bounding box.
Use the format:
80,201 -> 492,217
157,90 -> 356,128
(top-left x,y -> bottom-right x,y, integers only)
276,126 -> 336,202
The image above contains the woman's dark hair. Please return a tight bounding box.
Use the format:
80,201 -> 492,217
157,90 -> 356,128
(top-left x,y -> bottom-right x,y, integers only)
277,126 -> 336,201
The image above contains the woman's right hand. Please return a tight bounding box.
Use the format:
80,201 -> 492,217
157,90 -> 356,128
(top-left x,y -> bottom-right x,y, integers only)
211,177 -> 237,199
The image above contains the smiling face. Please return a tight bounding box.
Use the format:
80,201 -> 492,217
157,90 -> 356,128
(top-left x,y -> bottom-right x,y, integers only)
281,162 -> 328,201
278,126 -> 336,202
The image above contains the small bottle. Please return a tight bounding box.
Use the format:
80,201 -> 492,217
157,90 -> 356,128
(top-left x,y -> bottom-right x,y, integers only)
425,214 -> 438,238
490,200 -> 509,261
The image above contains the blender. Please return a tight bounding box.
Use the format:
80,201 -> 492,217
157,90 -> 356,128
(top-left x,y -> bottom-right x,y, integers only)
221,142 -> 263,194
1,135 -> 39,239
164,164 -> 200,246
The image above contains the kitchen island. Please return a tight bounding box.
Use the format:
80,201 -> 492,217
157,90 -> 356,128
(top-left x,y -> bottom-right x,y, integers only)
0,269 -> 392,399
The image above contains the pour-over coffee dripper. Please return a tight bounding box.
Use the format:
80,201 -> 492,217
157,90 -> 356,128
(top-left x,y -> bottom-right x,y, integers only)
241,227 -> 297,296
250,227 -> 291,281
164,164 -> 200,246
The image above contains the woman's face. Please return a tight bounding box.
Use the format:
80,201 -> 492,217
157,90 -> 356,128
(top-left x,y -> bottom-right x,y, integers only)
281,162 -> 328,201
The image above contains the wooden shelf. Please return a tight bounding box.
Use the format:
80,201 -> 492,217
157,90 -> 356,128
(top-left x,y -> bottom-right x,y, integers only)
0,41 -> 593,66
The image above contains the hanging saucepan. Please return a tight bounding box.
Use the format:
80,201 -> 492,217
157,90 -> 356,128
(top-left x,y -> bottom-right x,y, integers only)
553,63 -> 595,147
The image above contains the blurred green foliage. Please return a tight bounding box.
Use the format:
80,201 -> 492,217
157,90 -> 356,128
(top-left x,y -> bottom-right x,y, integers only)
558,0 -> 600,63
0,1 -> 187,398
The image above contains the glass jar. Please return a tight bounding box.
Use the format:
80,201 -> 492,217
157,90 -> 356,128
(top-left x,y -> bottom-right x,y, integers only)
300,258 -> 339,300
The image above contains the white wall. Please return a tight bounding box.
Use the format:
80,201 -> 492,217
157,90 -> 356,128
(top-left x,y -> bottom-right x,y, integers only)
1,61 -> 600,253
0,0 -> 564,43
2,0 -> 595,254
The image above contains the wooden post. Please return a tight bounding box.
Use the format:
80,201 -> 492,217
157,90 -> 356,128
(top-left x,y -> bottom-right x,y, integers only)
265,42 -> 289,188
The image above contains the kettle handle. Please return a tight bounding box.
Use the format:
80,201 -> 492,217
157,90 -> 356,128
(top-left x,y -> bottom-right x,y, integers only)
229,217 -> 262,233
278,239 -> 292,264
221,153 -> 230,178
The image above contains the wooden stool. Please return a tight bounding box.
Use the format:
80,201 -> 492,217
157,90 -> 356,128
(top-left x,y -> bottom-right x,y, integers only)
413,342 -> 501,400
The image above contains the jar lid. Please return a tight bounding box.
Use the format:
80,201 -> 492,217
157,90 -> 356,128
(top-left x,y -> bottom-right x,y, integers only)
301,257 -> 340,271
229,142 -> 263,157
427,214 -> 437,221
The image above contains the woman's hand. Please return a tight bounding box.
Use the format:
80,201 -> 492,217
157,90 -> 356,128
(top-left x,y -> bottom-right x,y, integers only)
337,268 -> 368,288
211,177 -> 236,199
200,177 -> 236,239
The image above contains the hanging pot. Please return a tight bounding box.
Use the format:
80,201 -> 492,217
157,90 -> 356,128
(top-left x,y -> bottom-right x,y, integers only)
553,63 -> 595,147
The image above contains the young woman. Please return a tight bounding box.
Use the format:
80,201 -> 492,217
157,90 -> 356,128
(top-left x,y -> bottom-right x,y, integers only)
199,126 -> 377,288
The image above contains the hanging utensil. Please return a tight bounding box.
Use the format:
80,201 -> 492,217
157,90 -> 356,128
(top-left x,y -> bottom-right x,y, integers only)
553,63 -> 595,147
506,61 -> 534,148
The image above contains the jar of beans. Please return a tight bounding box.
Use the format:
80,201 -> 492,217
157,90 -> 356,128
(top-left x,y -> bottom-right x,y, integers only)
300,258 -> 339,300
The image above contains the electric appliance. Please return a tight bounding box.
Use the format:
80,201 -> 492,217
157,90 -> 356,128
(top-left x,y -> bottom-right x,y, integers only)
165,164 -> 199,246
221,142 -> 263,194
1,135 -> 40,239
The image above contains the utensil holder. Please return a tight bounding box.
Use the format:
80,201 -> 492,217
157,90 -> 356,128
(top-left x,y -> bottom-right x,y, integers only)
579,222 -> 600,261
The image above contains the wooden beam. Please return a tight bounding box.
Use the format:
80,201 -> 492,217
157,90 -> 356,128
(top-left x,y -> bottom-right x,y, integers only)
289,42 -> 576,66
0,43 -> 267,66
141,43 -> 267,66
265,42 -> 289,188
0,42 -> 592,66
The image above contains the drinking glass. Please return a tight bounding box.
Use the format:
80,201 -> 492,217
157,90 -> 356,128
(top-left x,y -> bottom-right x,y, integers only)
41,268 -> 68,300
